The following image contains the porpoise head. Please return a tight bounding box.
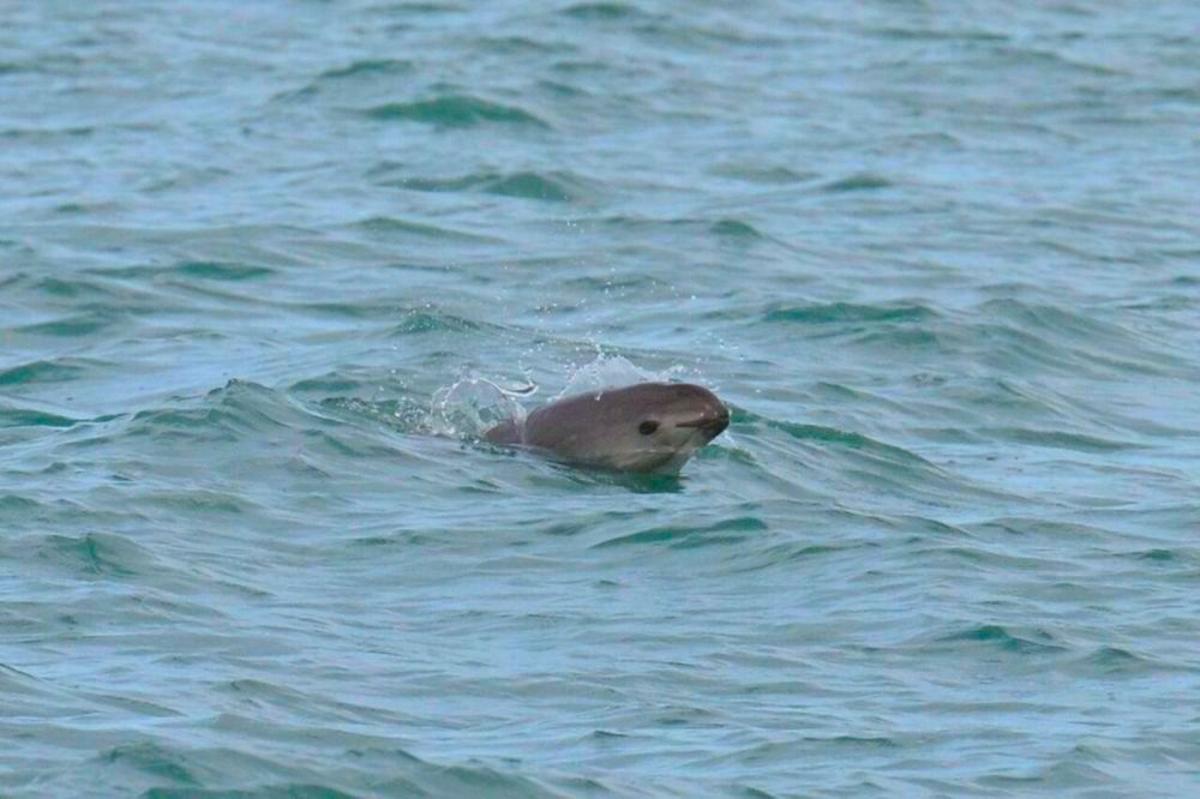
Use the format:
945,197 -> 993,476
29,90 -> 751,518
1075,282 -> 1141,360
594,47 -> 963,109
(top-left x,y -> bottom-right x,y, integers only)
502,382 -> 730,473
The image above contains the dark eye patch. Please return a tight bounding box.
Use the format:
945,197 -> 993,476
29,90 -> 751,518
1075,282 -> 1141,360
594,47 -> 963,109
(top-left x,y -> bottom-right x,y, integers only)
638,420 -> 659,435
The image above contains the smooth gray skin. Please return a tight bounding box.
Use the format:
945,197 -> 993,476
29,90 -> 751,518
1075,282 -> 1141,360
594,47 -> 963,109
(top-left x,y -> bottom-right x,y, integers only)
484,382 -> 730,473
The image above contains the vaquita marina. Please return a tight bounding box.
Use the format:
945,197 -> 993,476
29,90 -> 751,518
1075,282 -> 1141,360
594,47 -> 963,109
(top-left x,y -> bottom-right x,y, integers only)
1,2 -> 1198,797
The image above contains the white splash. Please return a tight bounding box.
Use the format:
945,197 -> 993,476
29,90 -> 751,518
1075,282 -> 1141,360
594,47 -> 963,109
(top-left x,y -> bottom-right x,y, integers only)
427,375 -> 531,438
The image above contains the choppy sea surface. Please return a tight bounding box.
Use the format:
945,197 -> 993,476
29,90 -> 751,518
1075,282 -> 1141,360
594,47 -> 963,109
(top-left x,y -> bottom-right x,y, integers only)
2,2 -> 1199,796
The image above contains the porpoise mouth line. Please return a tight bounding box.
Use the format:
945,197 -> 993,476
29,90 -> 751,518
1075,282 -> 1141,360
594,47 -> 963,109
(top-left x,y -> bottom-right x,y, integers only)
676,411 -> 730,432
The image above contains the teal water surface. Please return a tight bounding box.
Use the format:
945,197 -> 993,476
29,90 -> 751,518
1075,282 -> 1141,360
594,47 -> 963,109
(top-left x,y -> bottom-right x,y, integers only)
2,2 -> 1199,797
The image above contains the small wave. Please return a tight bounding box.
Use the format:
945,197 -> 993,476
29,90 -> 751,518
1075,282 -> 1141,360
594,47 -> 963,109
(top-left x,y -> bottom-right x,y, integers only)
126,380 -> 305,444
100,742 -> 200,788
710,219 -> 764,239
384,307 -> 483,337
1075,646 -> 1156,676
0,124 -> 95,141
31,275 -> 114,298
1127,548 -> 1179,563
537,78 -> 590,98
318,58 -> 414,81
0,406 -> 81,428
87,735 -> 570,798
804,735 -> 900,749
393,170 -> 597,203
975,299 -> 1192,377
364,95 -> 550,129
348,215 -> 499,243
0,268 -> 27,290
288,373 -> 363,395
479,35 -> 572,56
768,421 -> 935,468
16,311 -> 119,337
276,58 -> 417,102
0,494 -> 44,522
993,45 -> 1127,77
709,163 -> 815,185
562,2 -> 650,21
820,173 -> 894,192
724,538 -> 885,575
868,26 -> 1009,43
935,624 -> 1067,655
0,358 -> 91,386
35,532 -> 156,578
176,260 -> 275,281
744,413 -> 1008,505
140,488 -> 262,517
592,516 -> 768,549
371,1 -> 460,16
980,427 -> 1137,453
795,296 -> 1193,381
764,302 -> 935,325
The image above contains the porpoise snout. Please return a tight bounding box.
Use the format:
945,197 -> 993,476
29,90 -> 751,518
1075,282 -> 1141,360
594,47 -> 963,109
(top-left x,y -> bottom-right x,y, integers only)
676,403 -> 730,438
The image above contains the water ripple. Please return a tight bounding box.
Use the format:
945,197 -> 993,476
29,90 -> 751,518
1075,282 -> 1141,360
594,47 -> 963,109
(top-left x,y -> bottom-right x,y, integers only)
363,96 -> 550,129
2,1 -> 1198,796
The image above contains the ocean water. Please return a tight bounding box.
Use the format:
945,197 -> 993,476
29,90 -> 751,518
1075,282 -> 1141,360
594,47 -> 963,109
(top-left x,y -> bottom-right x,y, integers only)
2,1 -> 1199,796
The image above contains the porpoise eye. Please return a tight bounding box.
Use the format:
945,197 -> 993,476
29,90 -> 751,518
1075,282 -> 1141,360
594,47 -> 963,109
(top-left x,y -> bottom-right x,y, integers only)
638,420 -> 659,435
